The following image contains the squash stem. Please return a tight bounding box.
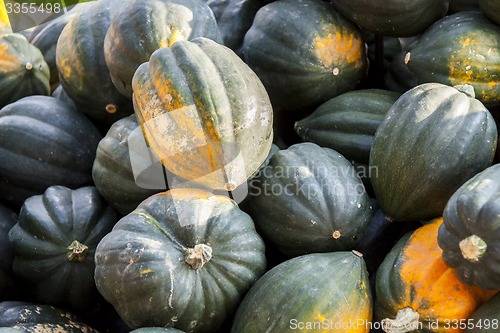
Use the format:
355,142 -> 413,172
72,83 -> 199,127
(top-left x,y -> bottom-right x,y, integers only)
67,240 -> 89,262
381,307 -> 420,333
459,235 -> 487,262
185,244 -> 213,270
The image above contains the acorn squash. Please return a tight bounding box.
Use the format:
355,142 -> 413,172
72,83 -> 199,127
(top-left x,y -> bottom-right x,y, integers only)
94,188 -> 267,332
438,163 -> 500,290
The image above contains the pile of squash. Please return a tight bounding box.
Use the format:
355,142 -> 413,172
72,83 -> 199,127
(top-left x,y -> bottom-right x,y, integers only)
0,0 -> 500,332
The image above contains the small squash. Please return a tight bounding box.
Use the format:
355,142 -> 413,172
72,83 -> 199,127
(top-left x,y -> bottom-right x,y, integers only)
465,292 -> 500,333
242,0 -> 367,112
231,251 -> 372,333
132,37 -> 273,191
0,33 -> 49,108
94,188 -> 267,332
92,114 -> 163,215
370,83 -> 497,222
0,301 -> 99,333
104,0 -> 222,99
8,185 -> 119,310
247,142 -> 372,257
330,0 -> 449,37
0,96 -> 102,206
438,163 -> 500,290
375,218 -> 498,333
294,89 -> 400,165
56,0 -> 133,125
404,11 -> 500,107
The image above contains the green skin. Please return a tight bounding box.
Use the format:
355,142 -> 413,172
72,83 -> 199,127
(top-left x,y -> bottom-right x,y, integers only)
465,292 -> 500,333
294,89 -> 400,165
56,0 -> 133,125
0,33 -> 49,108
0,95 -> 102,206
478,0 -> 500,25
370,83 -> 497,222
330,0 -> 449,37
92,114 -> 161,216
438,164 -> 500,290
248,142 -> 373,257
94,190 -> 267,333
104,0 -> 222,99
8,186 -> 119,311
231,251 -> 372,333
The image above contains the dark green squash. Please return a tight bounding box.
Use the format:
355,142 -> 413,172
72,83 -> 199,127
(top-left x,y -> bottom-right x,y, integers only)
0,33 -> 49,108
92,114 -> 163,215
242,0 -> 367,112
370,83 -> 497,222
0,96 -> 102,206
0,204 -> 18,300
94,188 -> 267,333
28,3 -> 88,90
56,0 -> 133,125
438,163 -> 500,290
404,11 -> 500,107
248,142 -> 373,257
294,89 -> 400,165
8,185 -> 119,310
132,37 -> 273,191
478,0 -> 500,25
104,0 -> 222,99
0,301 -> 99,333
330,0 -> 449,37
231,251 -> 372,333
465,292 -> 500,333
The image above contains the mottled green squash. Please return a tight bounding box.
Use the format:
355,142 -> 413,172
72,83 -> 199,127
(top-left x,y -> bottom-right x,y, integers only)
370,83 -> 497,222
104,0 -> 222,99
242,0 -> 367,111
231,251 -> 372,333
404,11 -> 500,107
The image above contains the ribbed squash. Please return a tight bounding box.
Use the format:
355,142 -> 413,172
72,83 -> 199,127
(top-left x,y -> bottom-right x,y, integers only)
0,204 -> 17,300
8,186 -> 119,310
132,37 -> 273,191
56,0 -> 133,125
248,142 -> 372,257
93,114 -> 163,215
94,188 -> 267,333
231,251 -> 372,333
0,96 -> 102,206
370,83 -> 497,222
375,218 -> 498,333
0,301 -> 99,333
438,164 -> 500,290
104,0 -> 222,99
0,33 -> 49,108
404,11 -> 500,107
330,0 -> 449,37
478,0 -> 500,25
465,293 -> 500,333
242,0 -> 367,112
294,89 -> 400,165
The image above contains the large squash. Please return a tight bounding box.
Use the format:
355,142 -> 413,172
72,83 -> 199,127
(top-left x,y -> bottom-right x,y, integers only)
0,33 -> 49,108
231,251 -> 372,333
375,218 -> 498,333
438,164 -> 500,290
330,0 -> 449,37
0,96 -> 102,206
8,186 -> 119,310
242,0 -> 367,112
104,0 -> 222,99
94,188 -> 267,333
247,142 -> 372,257
56,0 -> 133,125
370,83 -> 497,222
132,37 -> 273,191
404,11 -> 500,107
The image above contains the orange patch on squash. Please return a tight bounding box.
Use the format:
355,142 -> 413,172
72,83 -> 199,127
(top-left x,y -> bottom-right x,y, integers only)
398,218 -> 498,331
313,28 -> 363,70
